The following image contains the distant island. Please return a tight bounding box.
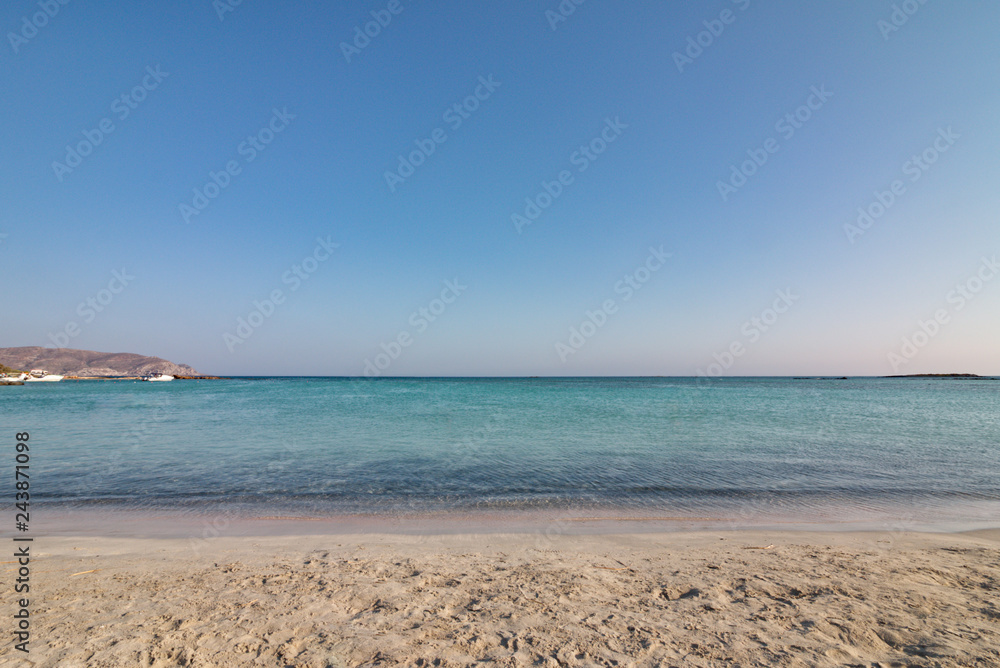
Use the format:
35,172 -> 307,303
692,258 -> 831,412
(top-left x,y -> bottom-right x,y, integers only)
882,373 -> 984,378
0,347 -> 204,378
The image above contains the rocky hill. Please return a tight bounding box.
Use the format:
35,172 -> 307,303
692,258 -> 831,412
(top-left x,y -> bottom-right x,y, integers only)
0,347 -> 201,377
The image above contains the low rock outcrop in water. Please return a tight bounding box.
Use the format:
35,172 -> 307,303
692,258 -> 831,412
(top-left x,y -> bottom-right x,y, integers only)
0,346 -> 200,377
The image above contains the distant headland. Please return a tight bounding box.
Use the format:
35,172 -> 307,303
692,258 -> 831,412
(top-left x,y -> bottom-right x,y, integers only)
0,346 -> 215,378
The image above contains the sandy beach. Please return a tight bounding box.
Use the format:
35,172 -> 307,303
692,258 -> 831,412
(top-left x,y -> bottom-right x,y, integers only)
7,528 -> 998,667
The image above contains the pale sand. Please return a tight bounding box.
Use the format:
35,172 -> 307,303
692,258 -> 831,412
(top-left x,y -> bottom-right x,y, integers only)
7,529 -> 999,667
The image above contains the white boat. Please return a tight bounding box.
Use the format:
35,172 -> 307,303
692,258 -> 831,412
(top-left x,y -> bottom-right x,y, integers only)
142,372 -> 174,382
24,369 -> 64,382
1,373 -> 27,385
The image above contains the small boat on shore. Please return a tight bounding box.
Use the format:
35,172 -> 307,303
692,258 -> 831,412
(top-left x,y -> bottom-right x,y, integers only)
1,373 -> 27,385
142,372 -> 174,382
24,369 -> 64,382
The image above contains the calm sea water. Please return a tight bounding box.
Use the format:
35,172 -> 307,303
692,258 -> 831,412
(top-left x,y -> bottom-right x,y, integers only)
6,377 -> 1000,529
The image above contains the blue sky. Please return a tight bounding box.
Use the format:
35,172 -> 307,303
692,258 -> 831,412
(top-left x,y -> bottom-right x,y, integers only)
2,0 -> 998,376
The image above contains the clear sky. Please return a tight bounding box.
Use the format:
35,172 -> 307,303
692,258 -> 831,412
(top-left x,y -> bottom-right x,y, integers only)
2,1 -> 998,376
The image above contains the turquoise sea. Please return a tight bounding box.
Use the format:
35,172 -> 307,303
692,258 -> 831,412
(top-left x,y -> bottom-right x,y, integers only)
6,377 -> 1000,530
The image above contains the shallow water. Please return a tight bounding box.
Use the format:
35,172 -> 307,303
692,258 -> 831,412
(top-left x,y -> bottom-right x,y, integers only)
6,377 -> 1000,530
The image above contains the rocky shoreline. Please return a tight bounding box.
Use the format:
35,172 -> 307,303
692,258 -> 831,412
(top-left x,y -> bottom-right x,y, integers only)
62,375 -> 226,381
